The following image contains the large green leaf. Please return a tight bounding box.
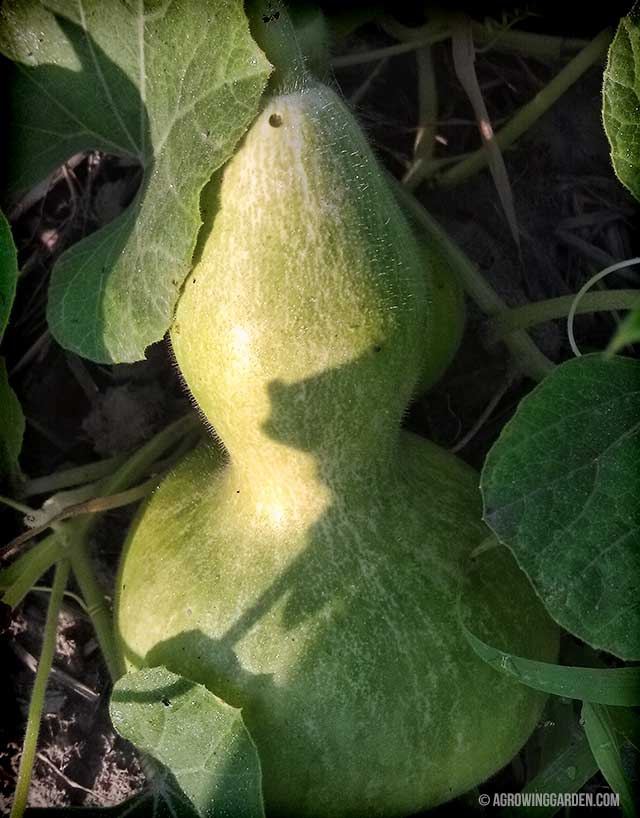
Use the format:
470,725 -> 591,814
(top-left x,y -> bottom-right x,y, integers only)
603,3 -> 640,202
0,0 -> 271,363
609,706 -> 640,752
0,210 -> 23,478
0,357 -> 24,478
0,208 -> 18,340
109,666 -> 265,818
462,622 -> 640,706
481,354 -> 640,660
582,702 -> 638,817
500,731 -> 599,818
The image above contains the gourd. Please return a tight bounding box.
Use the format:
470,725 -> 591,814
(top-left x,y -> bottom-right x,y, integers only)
115,6 -> 558,817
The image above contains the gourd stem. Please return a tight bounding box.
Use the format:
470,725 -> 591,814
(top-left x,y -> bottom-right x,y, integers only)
249,0 -> 309,91
90,414 -> 199,501
381,15 -> 590,61
486,290 -> 640,344
332,31 -> 450,68
1,415 -> 200,679
470,23 -> 590,60
436,29 -> 612,188
69,540 -> 124,680
0,495 -> 33,515
10,559 -> 70,818
391,176 -> 554,381
402,45 -> 438,190
1,533 -> 65,608
450,368 -> 516,454
3,480 -> 157,558
18,453 -> 127,498
290,5 -> 331,79
30,585 -> 89,612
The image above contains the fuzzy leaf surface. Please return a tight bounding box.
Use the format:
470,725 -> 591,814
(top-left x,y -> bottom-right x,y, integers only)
0,211 -> 23,477
109,666 -> 265,818
0,209 -> 17,340
482,354 -> 640,660
0,0 -> 270,362
603,3 -> 640,201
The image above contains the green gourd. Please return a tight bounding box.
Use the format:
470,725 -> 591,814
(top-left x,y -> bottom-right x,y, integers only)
116,6 -> 557,816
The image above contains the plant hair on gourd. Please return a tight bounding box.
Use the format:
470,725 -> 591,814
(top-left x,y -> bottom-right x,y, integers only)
167,336 -> 228,458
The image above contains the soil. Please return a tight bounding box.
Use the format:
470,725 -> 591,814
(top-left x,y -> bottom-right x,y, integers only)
0,7 -> 636,816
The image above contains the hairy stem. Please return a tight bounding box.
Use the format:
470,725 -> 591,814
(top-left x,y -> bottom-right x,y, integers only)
332,30 -> 449,68
486,289 -> 640,344
403,45 -> 438,190
30,585 -> 89,612
6,478 -> 157,557
93,414 -> 199,500
437,29 -> 612,188
391,176 -> 554,380
10,559 -> 70,818
471,23 -> 589,60
70,541 -> 123,680
18,453 -> 127,498
1,533 -> 66,607
1,414 -> 201,680
382,14 -> 589,60
0,496 -> 34,515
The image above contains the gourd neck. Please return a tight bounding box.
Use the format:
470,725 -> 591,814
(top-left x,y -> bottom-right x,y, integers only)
171,54 -> 431,509
227,432 -> 397,517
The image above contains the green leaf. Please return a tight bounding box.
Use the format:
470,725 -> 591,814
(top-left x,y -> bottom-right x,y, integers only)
110,666 -> 265,818
0,358 -> 24,479
582,702 -> 638,817
609,706 -> 640,752
608,304 -> 640,355
462,622 -> 640,706
1,531 -> 65,607
0,1 -> 271,363
500,731 -> 598,818
481,353 -> 640,660
0,208 -> 18,341
0,207 -> 22,478
603,3 -> 640,202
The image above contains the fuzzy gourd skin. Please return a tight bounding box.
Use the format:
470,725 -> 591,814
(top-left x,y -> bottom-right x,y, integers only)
116,69 -> 558,817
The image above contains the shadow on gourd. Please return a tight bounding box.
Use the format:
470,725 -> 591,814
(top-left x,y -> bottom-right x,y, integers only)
117,348 -> 558,818
117,42 -> 556,817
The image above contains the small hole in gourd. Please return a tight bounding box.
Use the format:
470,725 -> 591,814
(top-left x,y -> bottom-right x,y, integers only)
161,697 -> 171,707
269,113 -> 283,128
373,345 -> 382,353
